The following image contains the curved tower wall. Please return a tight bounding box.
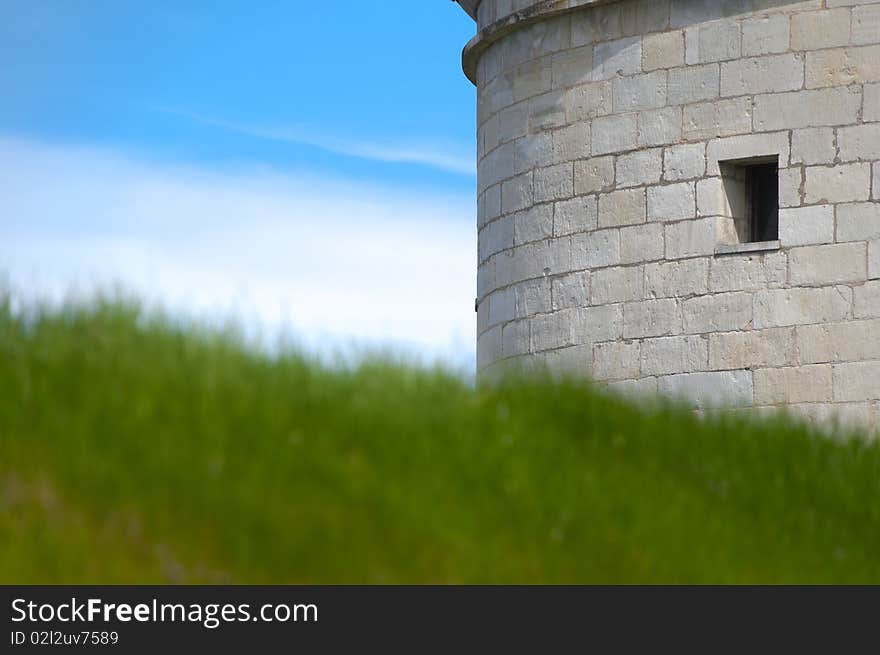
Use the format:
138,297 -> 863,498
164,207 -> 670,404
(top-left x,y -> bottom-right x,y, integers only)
463,0 -> 880,427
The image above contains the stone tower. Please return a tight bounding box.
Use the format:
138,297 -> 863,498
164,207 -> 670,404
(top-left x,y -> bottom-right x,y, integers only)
454,0 -> 880,429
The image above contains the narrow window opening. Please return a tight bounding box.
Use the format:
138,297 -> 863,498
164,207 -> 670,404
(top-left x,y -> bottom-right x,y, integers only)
747,162 -> 779,243
717,157 -> 780,252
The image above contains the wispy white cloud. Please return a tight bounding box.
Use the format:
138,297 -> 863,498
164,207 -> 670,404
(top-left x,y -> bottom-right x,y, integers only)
0,136 -> 477,367
164,110 -> 476,177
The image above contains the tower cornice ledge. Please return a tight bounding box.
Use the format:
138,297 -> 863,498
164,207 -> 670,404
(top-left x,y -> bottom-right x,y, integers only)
457,0 -> 623,84
455,0 -> 480,19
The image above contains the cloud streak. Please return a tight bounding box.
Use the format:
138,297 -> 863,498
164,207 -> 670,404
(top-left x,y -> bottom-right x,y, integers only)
0,136 -> 477,366
165,110 -> 476,177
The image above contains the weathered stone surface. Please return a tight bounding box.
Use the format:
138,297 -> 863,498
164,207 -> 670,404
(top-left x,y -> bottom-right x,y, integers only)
616,150 -> 662,188
512,58 -> 552,103
480,215 -> 514,261
572,304 -> 623,343
507,238 -> 572,284
594,36 -> 642,81
664,217 -> 715,260
778,205 -> 834,247
644,258 -> 709,299
572,228 -> 620,269
657,371 -> 754,409
754,287 -> 852,328
683,98 -> 752,140
647,182 -> 696,222
591,265 -> 644,305
642,30 -> 684,71
789,243 -> 867,285
571,5 -> 623,48
754,87 -> 862,131
865,83 -> 880,123
664,143 -> 706,181
477,261 -> 495,299
638,106 -> 682,146
488,287 -> 516,327
552,122 -> 591,162
668,63 -> 719,105
619,223 -> 664,264
534,163 -> 574,203
836,203 -> 880,242
791,9 -> 851,51
778,168 -> 803,209
685,20 -> 740,65
552,271 -> 590,310
797,319 -> 880,364
612,71 -> 667,112
622,298 -> 681,339
804,164 -> 872,205
709,328 -> 797,370
854,281 -> 880,319
565,81 -> 613,122
529,310 -> 573,352
852,5 -> 880,46
554,195 -> 598,237
833,361 -> 880,402
741,15 -> 790,57
591,113 -> 638,155
709,252 -> 787,292
502,171 -> 533,213
837,124 -> 880,163
641,335 -> 708,376
682,292 -> 753,334
574,156 -> 615,195
593,340 -> 640,380
754,365 -> 834,405
791,128 -> 836,166
514,204 -> 554,245
721,53 -> 804,97
875,164 -> 880,200
529,89 -> 567,131
514,133 -> 550,175
870,241 -> 880,280
551,46 -> 593,90
806,45 -> 880,89
695,177 -> 727,217
482,184 -> 502,227
502,320 -> 531,357
515,278 -> 552,318
599,188 -> 648,227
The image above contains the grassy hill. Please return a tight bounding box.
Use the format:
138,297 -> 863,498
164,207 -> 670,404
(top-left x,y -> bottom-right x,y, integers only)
1,294 -> 879,583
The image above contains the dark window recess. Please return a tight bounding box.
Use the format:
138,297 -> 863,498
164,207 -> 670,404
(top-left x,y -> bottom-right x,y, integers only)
746,162 -> 779,242
718,157 -> 780,245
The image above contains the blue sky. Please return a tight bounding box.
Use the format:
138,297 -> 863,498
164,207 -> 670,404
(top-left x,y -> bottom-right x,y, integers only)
0,1 -> 478,364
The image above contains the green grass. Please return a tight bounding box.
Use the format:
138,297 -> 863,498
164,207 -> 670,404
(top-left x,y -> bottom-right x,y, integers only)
1,294 -> 879,584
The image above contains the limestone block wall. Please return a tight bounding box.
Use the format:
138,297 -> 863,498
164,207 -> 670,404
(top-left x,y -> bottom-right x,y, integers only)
464,0 -> 880,428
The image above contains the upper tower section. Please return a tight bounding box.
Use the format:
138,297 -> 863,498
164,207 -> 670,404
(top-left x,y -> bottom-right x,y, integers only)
456,0 -> 880,430
456,1 -> 623,26
455,1 -> 631,83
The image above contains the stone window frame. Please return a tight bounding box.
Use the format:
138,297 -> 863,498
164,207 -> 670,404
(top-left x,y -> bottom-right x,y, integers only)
713,154 -> 784,257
